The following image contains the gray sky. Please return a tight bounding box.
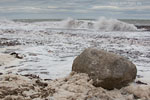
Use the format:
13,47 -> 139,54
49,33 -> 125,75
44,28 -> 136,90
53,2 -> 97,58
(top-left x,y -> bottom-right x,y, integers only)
0,0 -> 150,19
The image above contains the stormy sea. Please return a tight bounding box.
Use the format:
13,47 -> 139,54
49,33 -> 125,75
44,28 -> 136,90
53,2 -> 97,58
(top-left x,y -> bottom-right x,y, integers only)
0,17 -> 150,99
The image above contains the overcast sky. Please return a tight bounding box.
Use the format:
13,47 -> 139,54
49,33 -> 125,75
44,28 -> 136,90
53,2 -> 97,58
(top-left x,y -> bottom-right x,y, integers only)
0,0 -> 150,19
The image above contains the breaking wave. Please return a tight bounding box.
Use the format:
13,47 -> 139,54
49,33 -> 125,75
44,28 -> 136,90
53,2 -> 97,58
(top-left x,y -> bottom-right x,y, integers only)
94,17 -> 137,31
62,17 -> 94,29
0,17 -> 138,32
62,17 -> 138,31
0,18 -> 15,24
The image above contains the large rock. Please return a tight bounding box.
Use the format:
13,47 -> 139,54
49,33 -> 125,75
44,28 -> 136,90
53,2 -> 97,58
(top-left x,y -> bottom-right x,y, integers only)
72,48 -> 137,89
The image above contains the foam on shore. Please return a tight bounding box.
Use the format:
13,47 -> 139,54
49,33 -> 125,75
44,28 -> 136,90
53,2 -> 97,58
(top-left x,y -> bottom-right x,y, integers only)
0,53 -> 17,66
0,17 -> 138,32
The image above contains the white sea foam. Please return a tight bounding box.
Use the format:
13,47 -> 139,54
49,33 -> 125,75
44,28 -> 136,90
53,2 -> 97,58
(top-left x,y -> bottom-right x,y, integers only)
0,18 -> 14,24
62,17 -> 138,31
94,17 -> 138,31
62,17 -> 94,29
0,17 -> 150,84
0,17 -> 138,32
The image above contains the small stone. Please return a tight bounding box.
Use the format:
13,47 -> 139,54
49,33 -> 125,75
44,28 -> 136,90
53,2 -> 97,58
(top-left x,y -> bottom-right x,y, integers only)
10,52 -> 23,59
136,80 -> 147,85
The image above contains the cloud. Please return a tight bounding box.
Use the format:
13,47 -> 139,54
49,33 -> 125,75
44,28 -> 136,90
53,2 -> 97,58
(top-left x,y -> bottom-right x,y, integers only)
0,0 -> 150,19
0,6 -> 46,13
91,6 -> 120,10
0,0 -> 17,2
72,9 -> 89,13
47,6 -> 58,9
123,6 -> 150,10
90,5 -> 150,11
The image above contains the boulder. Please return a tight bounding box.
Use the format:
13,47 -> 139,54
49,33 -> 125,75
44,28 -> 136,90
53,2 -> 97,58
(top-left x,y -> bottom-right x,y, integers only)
72,48 -> 137,89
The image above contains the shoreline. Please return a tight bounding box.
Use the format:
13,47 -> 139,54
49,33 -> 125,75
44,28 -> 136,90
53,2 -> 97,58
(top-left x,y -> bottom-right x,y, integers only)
0,72 -> 149,100
0,19 -> 150,99
0,53 -> 150,100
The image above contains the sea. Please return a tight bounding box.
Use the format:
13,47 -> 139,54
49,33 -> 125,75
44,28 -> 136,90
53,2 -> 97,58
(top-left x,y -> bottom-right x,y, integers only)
0,17 -> 150,83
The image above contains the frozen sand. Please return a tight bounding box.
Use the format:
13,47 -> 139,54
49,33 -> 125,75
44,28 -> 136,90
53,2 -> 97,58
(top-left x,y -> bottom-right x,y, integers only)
0,72 -> 149,100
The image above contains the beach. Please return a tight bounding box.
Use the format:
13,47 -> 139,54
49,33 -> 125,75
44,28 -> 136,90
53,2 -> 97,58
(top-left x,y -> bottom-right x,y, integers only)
0,18 -> 150,99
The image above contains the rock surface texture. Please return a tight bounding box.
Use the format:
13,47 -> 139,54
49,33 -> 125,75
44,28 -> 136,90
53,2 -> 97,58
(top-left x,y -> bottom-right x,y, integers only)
72,48 -> 137,89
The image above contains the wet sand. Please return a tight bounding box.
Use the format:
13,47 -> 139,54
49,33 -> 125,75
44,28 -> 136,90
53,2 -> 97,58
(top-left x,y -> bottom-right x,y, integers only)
0,72 -> 149,100
0,19 -> 150,99
0,51 -> 150,100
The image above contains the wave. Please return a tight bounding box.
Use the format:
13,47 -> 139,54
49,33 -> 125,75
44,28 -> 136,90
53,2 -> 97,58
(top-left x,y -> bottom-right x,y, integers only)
94,17 -> 137,31
0,17 -> 138,32
62,17 -> 138,31
0,18 -> 15,24
62,17 -> 94,29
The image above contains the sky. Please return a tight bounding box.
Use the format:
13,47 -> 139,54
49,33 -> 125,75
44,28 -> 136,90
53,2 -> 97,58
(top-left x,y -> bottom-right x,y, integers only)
0,0 -> 150,19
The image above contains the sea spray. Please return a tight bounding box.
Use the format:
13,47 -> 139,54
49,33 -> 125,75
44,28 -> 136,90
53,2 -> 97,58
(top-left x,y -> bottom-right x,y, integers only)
0,18 -> 15,24
62,17 -> 84,29
61,17 -> 94,29
62,17 -> 138,31
94,17 -> 138,31
0,17 -> 138,31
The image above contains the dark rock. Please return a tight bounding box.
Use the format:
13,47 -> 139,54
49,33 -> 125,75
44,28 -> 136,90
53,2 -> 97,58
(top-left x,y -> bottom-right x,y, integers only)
133,94 -> 140,99
35,80 -> 48,87
10,52 -> 23,59
136,25 -> 150,31
44,79 -> 52,81
72,48 -> 137,89
136,80 -> 147,85
0,38 -> 21,46
5,66 -> 16,69
23,74 -> 39,79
